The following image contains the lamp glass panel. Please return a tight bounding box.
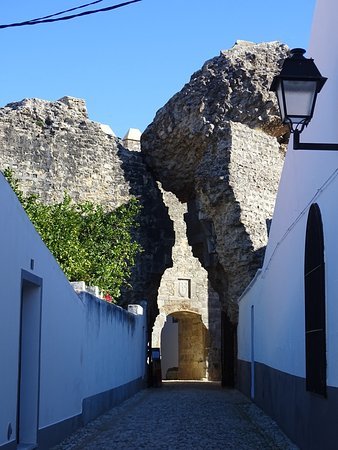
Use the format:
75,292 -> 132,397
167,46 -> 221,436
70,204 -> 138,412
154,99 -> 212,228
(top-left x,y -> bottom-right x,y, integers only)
276,83 -> 287,122
283,80 -> 317,124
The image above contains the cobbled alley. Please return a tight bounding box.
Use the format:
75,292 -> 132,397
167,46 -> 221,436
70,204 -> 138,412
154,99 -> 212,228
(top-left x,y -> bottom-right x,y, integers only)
52,382 -> 298,450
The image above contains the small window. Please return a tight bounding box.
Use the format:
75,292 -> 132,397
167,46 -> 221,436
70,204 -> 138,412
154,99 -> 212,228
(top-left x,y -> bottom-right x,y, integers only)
304,203 -> 326,396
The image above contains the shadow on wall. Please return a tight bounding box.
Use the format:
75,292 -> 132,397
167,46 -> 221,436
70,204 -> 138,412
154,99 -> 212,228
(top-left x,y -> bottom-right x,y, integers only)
117,144 -> 175,325
184,199 -> 264,387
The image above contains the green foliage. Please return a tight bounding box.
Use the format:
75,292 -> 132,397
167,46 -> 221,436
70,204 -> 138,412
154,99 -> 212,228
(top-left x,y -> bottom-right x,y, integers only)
3,168 -> 142,302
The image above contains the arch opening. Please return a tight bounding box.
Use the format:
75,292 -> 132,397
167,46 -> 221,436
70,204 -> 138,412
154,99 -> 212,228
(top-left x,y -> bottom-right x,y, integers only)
161,311 -> 207,380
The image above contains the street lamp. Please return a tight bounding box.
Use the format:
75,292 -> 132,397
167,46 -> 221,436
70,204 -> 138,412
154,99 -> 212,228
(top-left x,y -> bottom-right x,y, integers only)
270,48 -> 338,151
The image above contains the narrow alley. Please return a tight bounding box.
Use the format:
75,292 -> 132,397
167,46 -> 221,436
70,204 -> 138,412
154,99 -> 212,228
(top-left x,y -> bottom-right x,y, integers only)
52,382 -> 297,450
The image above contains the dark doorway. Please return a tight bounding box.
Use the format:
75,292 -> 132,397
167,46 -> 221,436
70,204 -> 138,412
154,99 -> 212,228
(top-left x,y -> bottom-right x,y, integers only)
17,271 -> 42,449
221,311 -> 236,387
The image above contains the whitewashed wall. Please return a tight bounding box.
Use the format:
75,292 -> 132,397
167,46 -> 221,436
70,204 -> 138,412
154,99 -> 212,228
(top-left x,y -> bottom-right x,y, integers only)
0,174 -> 147,449
161,316 -> 179,378
238,0 -> 338,386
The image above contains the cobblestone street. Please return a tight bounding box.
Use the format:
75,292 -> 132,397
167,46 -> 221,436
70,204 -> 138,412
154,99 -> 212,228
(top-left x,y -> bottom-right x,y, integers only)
52,381 -> 298,450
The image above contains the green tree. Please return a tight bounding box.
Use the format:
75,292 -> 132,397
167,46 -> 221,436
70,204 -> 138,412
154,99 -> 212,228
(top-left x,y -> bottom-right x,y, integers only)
3,169 -> 142,302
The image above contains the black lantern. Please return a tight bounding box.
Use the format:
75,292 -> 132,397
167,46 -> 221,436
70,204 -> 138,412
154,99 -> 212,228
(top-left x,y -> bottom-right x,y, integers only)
270,48 -> 327,133
270,48 -> 338,150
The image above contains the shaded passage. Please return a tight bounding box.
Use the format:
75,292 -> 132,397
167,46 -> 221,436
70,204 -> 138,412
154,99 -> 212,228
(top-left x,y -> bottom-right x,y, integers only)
52,382 -> 297,450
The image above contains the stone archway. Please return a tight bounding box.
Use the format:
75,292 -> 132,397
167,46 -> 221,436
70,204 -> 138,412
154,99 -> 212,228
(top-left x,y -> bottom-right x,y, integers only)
150,188 -> 222,382
161,311 -> 207,380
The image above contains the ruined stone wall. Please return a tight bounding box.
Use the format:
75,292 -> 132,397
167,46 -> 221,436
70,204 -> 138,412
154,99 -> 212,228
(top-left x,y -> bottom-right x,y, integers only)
188,122 -> 285,310
142,41 -> 289,321
0,96 -> 174,321
152,189 -> 221,380
0,97 -> 128,206
0,40 -> 290,334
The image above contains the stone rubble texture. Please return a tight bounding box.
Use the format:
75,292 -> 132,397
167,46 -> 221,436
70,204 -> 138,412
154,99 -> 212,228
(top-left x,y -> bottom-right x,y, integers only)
0,96 -> 174,320
152,188 -> 221,380
142,41 -> 290,321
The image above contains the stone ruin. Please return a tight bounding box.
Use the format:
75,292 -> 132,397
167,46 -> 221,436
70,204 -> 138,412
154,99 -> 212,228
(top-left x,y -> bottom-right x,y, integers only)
0,41 -> 290,382
142,41 -> 289,323
152,189 -> 221,380
0,96 -> 174,323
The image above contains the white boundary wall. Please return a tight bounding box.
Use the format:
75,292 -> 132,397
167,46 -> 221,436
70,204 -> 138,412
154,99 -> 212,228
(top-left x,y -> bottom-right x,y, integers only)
0,174 -> 147,449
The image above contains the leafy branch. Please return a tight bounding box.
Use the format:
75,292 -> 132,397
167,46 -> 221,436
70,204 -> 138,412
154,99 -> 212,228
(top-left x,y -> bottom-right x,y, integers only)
4,169 -> 142,302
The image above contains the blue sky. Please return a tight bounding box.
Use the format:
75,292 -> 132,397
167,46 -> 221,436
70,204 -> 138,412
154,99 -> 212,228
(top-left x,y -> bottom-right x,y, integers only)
0,0 -> 316,137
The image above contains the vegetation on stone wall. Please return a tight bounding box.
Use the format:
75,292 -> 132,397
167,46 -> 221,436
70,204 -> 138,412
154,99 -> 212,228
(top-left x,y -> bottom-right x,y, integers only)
4,169 -> 142,302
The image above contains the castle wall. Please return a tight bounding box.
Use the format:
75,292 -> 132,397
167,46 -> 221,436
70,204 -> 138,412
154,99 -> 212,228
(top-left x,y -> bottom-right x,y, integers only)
0,96 -> 174,322
152,189 -> 221,381
142,41 -> 288,322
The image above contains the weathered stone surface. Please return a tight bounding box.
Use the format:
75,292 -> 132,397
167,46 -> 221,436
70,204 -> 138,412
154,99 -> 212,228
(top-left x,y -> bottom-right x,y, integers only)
0,96 -> 174,322
142,41 -> 289,321
117,147 -> 175,316
152,189 -> 221,380
0,96 -> 127,206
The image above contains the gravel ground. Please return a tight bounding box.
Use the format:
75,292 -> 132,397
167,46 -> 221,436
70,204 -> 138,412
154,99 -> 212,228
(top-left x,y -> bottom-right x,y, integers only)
51,381 -> 298,450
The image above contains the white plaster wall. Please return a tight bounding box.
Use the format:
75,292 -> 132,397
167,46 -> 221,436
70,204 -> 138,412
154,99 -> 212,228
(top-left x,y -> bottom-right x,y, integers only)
82,295 -> 146,399
305,0 -> 338,387
0,174 -> 146,447
161,316 -> 179,378
238,0 -> 338,387
238,218 -> 307,377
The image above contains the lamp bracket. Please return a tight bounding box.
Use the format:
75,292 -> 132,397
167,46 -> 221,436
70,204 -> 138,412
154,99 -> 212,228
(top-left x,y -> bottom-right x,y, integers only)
293,130 -> 338,151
